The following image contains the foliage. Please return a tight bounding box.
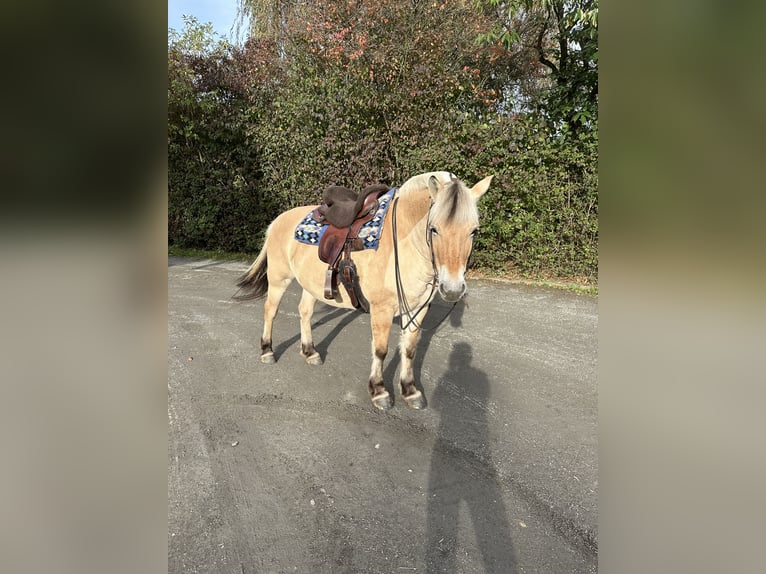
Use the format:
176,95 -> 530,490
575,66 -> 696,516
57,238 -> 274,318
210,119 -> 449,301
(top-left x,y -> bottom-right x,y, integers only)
168,17 -> 281,252
467,116 -> 598,278
244,0 -> 507,192
168,2 -> 598,280
476,0 -> 598,132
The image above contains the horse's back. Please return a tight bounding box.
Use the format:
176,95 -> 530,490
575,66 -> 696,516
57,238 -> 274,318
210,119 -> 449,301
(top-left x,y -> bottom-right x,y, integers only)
263,205 -> 348,307
265,204 -> 319,260
269,204 -> 318,232
264,203 -> 396,310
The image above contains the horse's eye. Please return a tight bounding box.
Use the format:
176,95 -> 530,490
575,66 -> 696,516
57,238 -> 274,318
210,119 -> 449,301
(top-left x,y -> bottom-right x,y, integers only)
430,227 -> 439,236
470,228 -> 479,237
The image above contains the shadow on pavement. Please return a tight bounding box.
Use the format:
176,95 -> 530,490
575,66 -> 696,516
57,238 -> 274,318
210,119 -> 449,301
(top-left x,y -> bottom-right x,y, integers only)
312,309 -> 362,360
192,260 -> 234,270
167,256 -> 243,269
425,342 -> 517,573
271,307 -> 359,361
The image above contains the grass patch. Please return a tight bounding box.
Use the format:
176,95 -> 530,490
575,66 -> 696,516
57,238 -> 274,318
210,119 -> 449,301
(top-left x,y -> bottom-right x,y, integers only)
467,268 -> 598,296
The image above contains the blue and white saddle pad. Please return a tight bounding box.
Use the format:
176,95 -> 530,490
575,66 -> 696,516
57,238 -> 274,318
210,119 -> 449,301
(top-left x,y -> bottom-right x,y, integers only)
294,187 -> 396,250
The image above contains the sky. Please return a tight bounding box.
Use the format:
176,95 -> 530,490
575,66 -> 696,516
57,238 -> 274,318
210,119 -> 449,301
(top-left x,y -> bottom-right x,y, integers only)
168,0 -> 245,42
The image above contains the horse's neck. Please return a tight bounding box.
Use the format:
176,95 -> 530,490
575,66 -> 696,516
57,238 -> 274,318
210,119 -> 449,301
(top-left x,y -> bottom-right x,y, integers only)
393,190 -> 433,265
393,172 -> 451,234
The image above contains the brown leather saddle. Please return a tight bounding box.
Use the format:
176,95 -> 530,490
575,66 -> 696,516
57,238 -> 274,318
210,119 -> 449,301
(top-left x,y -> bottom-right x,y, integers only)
313,183 -> 390,312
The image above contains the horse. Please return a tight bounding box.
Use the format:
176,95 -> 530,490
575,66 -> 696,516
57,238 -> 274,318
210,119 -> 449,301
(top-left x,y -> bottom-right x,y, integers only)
234,171 -> 493,410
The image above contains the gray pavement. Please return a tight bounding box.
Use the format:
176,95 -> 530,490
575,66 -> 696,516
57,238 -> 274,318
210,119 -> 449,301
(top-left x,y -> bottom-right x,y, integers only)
168,257 -> 597,573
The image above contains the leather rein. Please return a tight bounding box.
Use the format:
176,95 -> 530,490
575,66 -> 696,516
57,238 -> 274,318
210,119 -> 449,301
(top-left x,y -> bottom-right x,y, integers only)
391,194 -> 463,332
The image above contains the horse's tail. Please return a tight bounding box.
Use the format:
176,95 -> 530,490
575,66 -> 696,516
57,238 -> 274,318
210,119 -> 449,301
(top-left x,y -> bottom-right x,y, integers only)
233,239 -> 269,301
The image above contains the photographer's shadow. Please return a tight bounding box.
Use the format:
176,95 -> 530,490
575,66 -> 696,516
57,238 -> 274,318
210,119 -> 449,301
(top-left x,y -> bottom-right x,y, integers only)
425,342 -> 517,573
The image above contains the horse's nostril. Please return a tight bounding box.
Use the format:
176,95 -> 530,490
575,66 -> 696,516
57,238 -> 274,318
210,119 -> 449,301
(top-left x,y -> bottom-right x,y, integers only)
439,284 -> 466,302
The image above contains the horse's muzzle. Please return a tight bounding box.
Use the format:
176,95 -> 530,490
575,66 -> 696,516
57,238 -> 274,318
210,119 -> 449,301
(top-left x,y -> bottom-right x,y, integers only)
438,282 -> 466,302
437,268 -> 467,302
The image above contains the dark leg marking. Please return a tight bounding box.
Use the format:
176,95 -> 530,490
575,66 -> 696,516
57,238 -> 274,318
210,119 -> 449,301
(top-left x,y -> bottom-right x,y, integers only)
401,377 -> 425,409
369,346 -> 392,409
400,341 -> 417,395
369,377 -> 392,410
400,344 -> 425,409
300,342 -> 322,365
260,337 -> 275,364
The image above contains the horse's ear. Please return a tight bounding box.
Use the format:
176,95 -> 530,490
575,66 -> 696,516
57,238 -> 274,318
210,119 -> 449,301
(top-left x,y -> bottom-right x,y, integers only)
427,175 -> 441,200
470,175 -> 494,200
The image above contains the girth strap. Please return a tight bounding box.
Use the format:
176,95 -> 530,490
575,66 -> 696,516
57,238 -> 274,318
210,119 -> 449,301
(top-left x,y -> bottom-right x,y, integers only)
321,241 -> 370,312
338,250 -> 369,312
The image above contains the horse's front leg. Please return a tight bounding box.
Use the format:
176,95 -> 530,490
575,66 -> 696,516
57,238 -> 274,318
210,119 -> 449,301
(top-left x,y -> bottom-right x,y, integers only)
398,305 -> 430,409
368,305 -> 394,410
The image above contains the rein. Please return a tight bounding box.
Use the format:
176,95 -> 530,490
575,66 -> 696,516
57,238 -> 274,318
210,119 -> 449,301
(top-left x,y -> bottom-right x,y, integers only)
391,194 -> 458,332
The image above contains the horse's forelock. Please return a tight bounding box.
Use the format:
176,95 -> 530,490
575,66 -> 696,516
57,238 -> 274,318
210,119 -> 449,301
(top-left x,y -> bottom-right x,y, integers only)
432,180 -> 477,227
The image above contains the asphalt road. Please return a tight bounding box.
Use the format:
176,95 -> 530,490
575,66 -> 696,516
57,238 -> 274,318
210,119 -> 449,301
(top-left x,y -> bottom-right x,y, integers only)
168,257 -> 597,573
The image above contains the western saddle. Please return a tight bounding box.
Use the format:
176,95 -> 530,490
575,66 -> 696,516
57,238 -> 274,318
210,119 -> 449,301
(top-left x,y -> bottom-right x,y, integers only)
313,183 -> 390,312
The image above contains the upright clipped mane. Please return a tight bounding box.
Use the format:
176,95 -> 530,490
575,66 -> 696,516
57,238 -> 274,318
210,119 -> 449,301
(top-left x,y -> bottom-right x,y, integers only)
429,179 -> 478,226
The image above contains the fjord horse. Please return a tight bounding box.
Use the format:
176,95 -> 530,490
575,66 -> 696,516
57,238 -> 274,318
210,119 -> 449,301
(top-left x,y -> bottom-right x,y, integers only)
234,171 -> 493,410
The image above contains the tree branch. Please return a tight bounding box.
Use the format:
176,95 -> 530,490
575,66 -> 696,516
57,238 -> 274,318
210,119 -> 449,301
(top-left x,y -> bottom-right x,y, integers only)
535,18 -> 558,76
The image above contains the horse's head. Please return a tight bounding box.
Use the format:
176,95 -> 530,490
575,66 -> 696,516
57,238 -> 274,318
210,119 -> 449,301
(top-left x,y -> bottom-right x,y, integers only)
426,174 -> 493,302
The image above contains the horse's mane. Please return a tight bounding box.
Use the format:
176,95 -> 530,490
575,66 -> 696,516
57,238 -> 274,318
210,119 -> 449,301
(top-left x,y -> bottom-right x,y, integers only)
398,172 -> 478,227
429,179 -> 478,226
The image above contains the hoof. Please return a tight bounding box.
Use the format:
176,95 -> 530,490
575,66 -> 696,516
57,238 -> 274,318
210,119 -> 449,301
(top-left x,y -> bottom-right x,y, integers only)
371,392 -> 393,411
260,352 -> 276,364
304,352 -> 323,366
404,390 -> 425,410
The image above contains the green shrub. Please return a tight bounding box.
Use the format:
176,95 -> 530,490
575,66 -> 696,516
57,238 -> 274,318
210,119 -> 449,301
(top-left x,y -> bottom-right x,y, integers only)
168,8 -> 598,281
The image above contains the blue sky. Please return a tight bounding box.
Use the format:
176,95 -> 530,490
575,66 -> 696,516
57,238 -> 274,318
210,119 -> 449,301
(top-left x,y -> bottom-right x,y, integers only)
168,0 -> 245,42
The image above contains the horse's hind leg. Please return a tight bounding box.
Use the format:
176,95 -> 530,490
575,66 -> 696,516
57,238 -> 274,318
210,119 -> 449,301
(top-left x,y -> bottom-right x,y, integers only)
260,278 -> 291,363
398,306 -> 429,409
298,290 -> 322,365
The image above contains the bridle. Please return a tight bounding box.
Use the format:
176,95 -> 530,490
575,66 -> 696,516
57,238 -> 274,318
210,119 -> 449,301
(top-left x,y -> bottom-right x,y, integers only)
391,192 -> 467,332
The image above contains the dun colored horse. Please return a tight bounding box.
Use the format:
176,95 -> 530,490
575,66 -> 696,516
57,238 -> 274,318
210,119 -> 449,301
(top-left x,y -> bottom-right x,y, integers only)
234,171 -> 493,410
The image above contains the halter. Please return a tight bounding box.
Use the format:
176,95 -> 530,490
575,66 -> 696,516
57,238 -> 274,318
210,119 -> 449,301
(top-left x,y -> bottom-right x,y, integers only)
391,192 -> 462,332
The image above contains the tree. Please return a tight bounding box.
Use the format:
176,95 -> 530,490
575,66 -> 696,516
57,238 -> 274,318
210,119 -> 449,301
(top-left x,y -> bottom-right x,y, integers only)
236,0 -> 306,47
168,2 -> 599,279
478,0 -> 598,132
168,17 -> 280,252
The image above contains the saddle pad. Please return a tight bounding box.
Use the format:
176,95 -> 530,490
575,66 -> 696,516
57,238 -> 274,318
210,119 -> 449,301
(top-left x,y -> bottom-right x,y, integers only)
294,188 -> 396,250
